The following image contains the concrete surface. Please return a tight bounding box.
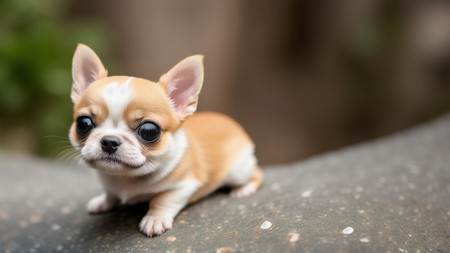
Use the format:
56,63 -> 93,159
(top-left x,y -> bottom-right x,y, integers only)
1,114 -> 450,252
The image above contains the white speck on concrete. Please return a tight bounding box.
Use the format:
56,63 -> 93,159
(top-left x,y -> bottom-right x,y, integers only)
288,232 -> 300,242
398,248 -> 406,252
358,210 -> 365,214
56,245 -> 63,251
342,227 -> 354,234
260,221 -> 272,229
301,190 -> 312,198
360,237 -> 370,243
51,224 -> 61,231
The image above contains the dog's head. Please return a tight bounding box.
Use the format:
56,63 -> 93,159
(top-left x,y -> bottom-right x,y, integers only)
69,44 -> 203,177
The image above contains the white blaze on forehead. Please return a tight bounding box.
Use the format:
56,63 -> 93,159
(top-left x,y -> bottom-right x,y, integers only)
102,77 -> 134,125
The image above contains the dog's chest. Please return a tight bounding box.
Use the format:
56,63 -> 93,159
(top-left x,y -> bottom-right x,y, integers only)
99,174 -> 173,204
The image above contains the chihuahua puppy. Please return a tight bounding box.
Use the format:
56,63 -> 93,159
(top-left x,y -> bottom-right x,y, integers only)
69,44 -> 263,237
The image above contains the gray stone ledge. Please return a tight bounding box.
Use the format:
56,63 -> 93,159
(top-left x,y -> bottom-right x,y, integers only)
1,114 -> 450,252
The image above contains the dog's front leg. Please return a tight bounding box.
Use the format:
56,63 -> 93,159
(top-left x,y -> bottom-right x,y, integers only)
139,183 -> 199,237
86,192 -> 119,214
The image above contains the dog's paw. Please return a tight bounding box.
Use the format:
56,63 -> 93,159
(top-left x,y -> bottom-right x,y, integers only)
230,182 -> 258,198
139,215 -> 173,237
86,194 -> 116,214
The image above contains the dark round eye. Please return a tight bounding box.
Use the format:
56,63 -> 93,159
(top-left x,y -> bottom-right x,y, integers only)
137,121 -> 161,143
76,116 -> 95,137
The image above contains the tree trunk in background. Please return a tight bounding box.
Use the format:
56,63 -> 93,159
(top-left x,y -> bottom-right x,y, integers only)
70,0 -> 450,164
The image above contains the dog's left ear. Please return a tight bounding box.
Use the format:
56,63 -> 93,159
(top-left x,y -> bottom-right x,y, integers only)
159,55 -> 204,120
71,44 -> 108,104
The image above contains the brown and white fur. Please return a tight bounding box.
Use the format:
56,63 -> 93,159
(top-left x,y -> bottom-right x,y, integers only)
69,44 -> 263,237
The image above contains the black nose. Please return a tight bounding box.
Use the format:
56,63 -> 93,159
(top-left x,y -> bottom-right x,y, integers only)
100,135 -> 122,154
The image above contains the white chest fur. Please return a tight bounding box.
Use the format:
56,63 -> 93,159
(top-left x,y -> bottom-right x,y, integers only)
99,174 -> 196,204
95,129 -> 192,204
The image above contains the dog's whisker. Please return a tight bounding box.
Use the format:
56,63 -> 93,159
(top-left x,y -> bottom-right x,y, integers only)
54,146 -> 83,168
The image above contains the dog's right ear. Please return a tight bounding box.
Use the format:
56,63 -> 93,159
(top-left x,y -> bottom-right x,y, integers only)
71,44 -> 108,104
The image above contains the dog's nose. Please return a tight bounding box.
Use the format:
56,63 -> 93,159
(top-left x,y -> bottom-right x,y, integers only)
100,135 -> 122,154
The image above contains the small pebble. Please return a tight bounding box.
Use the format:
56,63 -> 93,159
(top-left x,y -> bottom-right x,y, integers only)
260,221 -> 272,229
342,227 -> 354,235
301,190 -> 312,198
360,237 -> 370,243
51,224 -> 61,231
288,232 -> 300,242
216,248 -> 236,253
165,236 -> 176,242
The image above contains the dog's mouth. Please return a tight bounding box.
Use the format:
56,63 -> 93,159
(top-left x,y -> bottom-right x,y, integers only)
85,156 -> 144,169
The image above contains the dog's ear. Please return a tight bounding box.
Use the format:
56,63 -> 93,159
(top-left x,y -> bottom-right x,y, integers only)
71,44 -> 108,104
159,55 -> 204,120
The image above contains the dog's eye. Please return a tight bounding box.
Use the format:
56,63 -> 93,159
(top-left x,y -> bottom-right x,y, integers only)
76,116 -> 95,137
137,122 -> 160,143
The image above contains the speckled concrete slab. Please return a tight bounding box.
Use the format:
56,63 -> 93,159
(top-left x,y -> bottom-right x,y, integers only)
1,115 -> 450,253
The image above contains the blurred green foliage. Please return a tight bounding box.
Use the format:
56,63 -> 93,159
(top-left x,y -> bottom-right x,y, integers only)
0,0 -> 109,156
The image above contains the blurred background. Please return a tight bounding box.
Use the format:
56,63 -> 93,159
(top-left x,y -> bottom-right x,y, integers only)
1,0 -> 450,165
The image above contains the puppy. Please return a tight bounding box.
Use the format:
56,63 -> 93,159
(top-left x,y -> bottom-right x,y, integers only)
69,44 -> 263,237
